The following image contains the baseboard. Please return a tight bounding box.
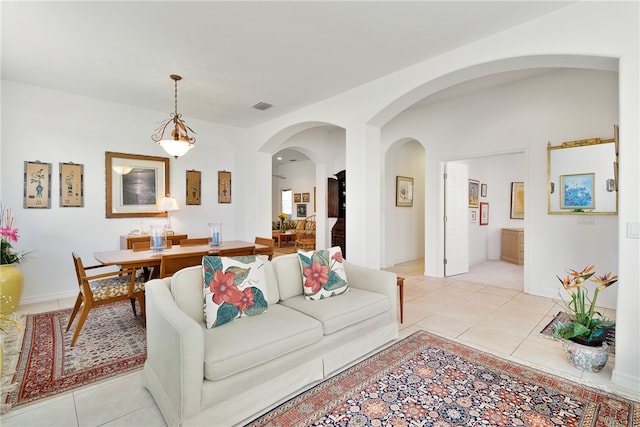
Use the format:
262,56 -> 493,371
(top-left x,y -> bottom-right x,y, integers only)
19,289 -> 77,306
611,369 -> 640,400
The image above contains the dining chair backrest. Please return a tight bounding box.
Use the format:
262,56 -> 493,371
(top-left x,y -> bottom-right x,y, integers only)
133,240 -> 172,251
179,237 -> 211,246
217,246 -> 256,257
159,251 -> 209,278
254,237 -> 274,260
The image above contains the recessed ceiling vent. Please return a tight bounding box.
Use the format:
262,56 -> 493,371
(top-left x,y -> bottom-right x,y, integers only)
252,101 -> 273,111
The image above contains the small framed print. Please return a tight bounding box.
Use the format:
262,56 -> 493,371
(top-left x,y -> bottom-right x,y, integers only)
560,173 -> 594,210
59,162 -> 84,207
186,170 -> 201,205
470,209 -> 477,223
302,192 -> 310,203
480,202 -> 489,225
218,171 -> 231,204
510,182 -> 525,219
296,203 -> 307,218
24,160 -> 52,208
396,176 -> 414,207
468,179 -> 479,207
481,183 -> 487,198
294,193 -> 302,203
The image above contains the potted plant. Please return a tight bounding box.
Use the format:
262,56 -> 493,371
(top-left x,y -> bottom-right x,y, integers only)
552,265 -> 617,372
0,205 -> 29,314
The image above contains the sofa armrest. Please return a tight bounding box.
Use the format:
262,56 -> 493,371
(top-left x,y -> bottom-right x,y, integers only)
144,279 -> 205,421
343,261 -> 398,322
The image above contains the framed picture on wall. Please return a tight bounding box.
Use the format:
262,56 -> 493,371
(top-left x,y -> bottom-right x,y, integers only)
186,170 -> 201,205
302,192 -> 310,203
106,152 -> 170,218
294,193 -> 301,203
470,209 -> 477,222
510,182 -> 525,219
218,171 -> 231,204
396,176 -> 414,207
481,183 -> 487,198
296,203 -> 307,218
479,202 -> 489,225
24,160 -> 52,209
468,179 -> 479,207
59,162 -> 84,207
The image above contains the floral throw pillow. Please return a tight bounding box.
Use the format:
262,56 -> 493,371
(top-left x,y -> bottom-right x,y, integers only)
297,247 -> 349,300
202,255 -> 269,328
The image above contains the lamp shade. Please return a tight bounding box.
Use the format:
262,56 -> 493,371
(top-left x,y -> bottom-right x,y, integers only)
158,138 -> 193,158
158,196 -> 179,212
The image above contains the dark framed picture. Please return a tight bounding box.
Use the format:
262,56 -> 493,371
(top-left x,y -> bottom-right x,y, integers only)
302,192 -> 310,203
24,160 -> 52,209
481,183 -> 487,198
468,179 -> 479,207
106,151 -> 170,218
396,176 -> 414,207
510,182 -> 525,219
59,162 -> 84,207
218,171 -> 231,204
479,202 -> 489,225
294,193 -> 301,203
186,170 -> 201,205
560,173 -> 594,210
297,203 -> 307,218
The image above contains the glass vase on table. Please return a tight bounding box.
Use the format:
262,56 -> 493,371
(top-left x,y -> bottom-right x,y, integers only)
150,225 -> 167,253
209,222 -> 222,247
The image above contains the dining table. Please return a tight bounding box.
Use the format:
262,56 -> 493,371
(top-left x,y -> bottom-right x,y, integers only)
94,240 -> 268,269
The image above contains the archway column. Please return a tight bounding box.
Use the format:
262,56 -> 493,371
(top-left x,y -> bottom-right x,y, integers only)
345,124 -> 382,268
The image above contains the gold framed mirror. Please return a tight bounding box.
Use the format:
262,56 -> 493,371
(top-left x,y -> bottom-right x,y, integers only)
547,125 -> 618,215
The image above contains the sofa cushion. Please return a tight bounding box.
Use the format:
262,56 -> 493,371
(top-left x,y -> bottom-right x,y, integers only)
271,253 -> 304,300
297,247 -> 348,300
280,288 -> 389,335
203,255 -> 269,329
203,303 -> 323,380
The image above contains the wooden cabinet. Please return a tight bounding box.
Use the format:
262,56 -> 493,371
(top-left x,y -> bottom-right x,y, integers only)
328,177 -> 338,218
120,234 -> 188,249
501,228 -> 524,265
331,170 -> 346,257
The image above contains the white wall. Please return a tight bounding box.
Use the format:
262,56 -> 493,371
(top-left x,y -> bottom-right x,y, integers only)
382,69 -> 619,308
1,81 -> 243,302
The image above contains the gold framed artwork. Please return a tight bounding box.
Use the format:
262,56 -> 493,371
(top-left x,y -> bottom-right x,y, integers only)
468,179 -> 479,207
396,176 -> 414,207
106,151 -> 170,218
218,171 -> 231,203
24,160 -> 52,209
302,192 -> 310,203
510,182 -> 524,219
186,170 -> 201,205
59,162 -> 84,207
294,193 -> 301,203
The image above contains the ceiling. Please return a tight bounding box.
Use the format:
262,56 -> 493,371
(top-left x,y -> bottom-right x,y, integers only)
1,1 -> 574,129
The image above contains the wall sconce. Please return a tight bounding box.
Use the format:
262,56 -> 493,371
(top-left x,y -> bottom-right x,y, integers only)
550,182 -> 555,194
606,179 -> 616,192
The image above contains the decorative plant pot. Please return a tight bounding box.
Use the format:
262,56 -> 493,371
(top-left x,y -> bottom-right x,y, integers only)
0,264 -> 24,314
561,338 -> 609,372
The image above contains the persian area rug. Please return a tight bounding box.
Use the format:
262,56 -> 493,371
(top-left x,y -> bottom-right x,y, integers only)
248,331 -> 637,426
2,300 -> 146,412
540,311 -> 616,354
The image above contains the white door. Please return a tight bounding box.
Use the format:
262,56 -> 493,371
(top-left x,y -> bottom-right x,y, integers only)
443,162 -> 469,276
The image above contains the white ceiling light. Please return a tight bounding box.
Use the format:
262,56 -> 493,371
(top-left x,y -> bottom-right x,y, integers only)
152,74 -> 196,159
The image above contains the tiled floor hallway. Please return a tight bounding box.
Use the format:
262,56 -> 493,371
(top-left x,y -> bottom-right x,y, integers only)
1,259 -> 635,427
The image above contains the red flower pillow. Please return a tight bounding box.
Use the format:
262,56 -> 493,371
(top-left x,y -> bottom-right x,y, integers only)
297,247 -> 349,300
202,255 -> 269,328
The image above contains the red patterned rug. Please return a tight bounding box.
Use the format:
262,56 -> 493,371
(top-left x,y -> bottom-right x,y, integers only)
2,300 -> 146,411
248,331 -> 638,426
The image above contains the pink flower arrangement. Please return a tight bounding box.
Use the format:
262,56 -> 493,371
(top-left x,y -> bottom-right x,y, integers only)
1,205 -> 28,265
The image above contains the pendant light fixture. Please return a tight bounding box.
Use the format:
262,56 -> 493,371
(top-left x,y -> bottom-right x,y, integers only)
152,74 -> 196,158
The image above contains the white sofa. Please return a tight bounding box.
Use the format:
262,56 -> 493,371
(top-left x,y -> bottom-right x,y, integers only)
143,253 -> 399,427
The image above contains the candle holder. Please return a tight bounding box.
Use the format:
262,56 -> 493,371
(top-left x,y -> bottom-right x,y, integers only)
208,222 -> 222,247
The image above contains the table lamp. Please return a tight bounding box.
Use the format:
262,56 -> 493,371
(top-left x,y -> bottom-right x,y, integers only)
158,196 -> 180,235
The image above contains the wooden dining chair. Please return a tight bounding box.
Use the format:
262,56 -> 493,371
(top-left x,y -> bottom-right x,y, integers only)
179,237 -> 211,246
159,251 -> 209,278
66,252 -> 146,347
217,246 -> 256,257
254,236 -> 274,260
132,241 -> 150,251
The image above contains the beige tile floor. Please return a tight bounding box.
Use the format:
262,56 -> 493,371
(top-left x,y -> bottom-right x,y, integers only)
1,259 -> 636,427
